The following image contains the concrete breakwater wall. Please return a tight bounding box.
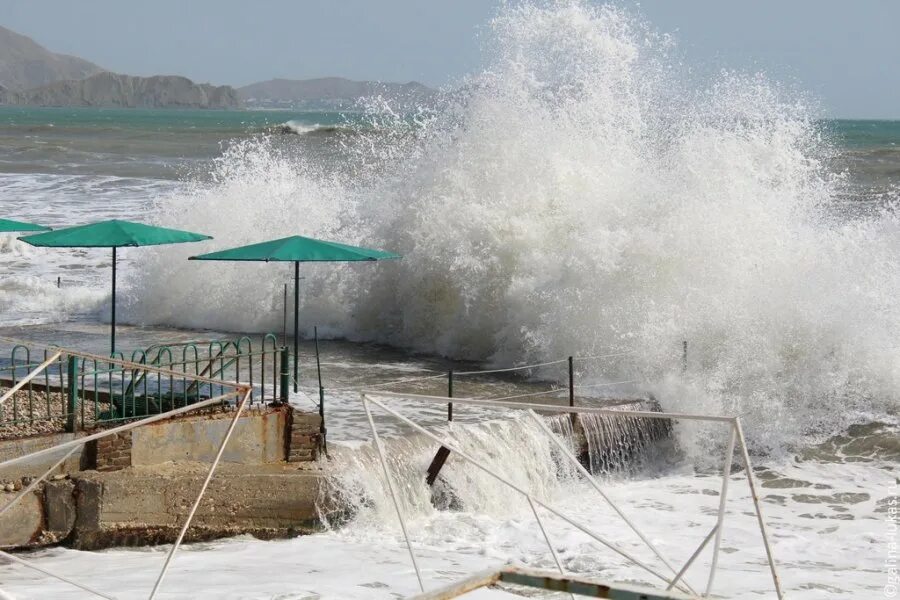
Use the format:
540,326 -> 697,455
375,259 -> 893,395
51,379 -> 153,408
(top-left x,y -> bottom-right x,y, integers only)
0,404 -> 326,550
0,399 -> 671,551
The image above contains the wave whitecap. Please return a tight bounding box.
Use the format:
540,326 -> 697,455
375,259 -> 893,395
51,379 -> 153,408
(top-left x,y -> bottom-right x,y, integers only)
131,2 -> 900,455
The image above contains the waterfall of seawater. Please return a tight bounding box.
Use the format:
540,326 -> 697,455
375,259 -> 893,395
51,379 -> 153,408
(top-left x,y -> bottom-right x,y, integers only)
323,409 -> 670,530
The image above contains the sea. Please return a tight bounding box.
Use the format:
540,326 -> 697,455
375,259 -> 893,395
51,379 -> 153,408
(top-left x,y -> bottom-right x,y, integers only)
0,3 -> 898,599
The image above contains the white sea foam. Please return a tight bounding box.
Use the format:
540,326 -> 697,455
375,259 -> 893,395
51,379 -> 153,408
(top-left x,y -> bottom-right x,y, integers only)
126,2 -> 900,456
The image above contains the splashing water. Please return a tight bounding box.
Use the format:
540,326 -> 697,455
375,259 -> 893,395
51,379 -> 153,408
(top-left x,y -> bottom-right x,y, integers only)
130,1 -> 900,455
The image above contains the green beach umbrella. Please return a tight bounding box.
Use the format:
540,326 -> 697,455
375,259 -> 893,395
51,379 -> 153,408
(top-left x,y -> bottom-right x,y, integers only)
20,219 -> 212,354
190,235 -> 400,392
0,218 -> 51,233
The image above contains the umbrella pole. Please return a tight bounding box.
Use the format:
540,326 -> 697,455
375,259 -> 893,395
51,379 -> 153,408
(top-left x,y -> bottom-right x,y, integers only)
111,247 -> 117,355
294,261 -> 299,393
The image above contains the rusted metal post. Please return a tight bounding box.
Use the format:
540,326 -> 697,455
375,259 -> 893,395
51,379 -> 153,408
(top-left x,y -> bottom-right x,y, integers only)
426,369 -> 453,486
279,347 -> 289,404
65,355 -> 78,433
314,326 -> 327,456
447,369 -> 453,421
568,356 -> 574,407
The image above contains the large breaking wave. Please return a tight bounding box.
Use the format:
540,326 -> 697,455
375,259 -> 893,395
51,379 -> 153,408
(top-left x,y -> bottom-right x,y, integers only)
129,1 -> 900,452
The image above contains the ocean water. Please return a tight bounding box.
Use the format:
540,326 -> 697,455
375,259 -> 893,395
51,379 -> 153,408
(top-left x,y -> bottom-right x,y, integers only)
0,2 -> 898,598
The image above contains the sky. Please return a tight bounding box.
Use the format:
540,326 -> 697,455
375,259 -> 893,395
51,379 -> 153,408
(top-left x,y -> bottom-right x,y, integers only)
2,0 -> 898,118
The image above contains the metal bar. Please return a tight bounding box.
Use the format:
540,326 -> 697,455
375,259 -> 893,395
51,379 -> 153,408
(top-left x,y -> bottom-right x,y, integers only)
666,526 -> 718,592
526,496 -> 573,600
0,447 -> 78,521
408,567 -> 693,600
0,549 -> 117,599
705,424 -> 737,596
293,260 -> 299,393
111,247 -> 116,355
279,347 -> 289,404
530,413 -> 697,596
364,395 -> 680,590
314,326 -> 326,454
568,356 -> 574,407
734,419 -> 784,600
0,351 -> 62,406
148,388 -> 252,599
406,569 -> 500,600
66,355 -> 77,433
0,390 -> 244,472
362,396 -> 425,592
365,391 -> 737,423
447,369 -> 453,422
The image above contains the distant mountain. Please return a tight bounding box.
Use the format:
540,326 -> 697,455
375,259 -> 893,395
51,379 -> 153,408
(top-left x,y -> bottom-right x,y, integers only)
5,72 -> 240,109
0,24 -> 104,91
0,25 -> 238,109
238,77 -> 435,109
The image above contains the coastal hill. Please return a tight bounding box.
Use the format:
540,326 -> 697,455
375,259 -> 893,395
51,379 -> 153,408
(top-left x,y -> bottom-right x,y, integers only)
0,25 -> 238,109
0,24 -> 103,91
238,77 -> 434,109
5,72 -> 240,109
0,24 -> 430,110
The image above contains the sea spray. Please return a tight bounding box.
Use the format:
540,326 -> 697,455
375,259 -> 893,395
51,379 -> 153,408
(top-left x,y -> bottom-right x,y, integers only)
130,1 -> 900,455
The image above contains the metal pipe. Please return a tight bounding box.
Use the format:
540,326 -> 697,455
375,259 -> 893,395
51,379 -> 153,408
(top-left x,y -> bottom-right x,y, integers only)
0,549 -> 116,599
706,424 -> 737,595
314,327 -> 326,455
666,525 -> 718,592
525,496 -> 573,600
0,447 -> 77,520
293,261 -> 299,393
148,388 -> 251,599
568,356 -> 574,407
447,369 -> 453,422
0,391 -> 244,472
362,396 -> 425,592
364,391 -> 738,423
735,418 -> 784,600
111,247 -> 117,355
0,351 -> 62,406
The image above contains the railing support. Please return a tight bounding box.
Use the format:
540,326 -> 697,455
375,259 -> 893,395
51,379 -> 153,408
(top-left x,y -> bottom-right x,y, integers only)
66,355 -> 78,433
279,347 -> 289,404
447,369 -> 453,421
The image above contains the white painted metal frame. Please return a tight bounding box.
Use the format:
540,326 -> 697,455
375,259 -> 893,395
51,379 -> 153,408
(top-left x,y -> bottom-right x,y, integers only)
359,391 -> 784,600
0,343 -> 253,600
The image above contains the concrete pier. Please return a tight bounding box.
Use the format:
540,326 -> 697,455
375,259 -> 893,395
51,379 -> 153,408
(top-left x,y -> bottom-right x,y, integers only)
0,404 -> 326,550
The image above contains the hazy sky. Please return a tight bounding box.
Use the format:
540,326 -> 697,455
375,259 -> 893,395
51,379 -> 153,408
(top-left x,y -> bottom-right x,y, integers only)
2,0 -> 898,118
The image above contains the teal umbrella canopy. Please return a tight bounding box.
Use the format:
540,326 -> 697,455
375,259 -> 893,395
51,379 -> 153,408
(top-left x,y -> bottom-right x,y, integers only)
0,218 -> 51,233
19,219 -> 212,355
189,235 -> 400,263
191,235 -> 400,393
18,219 -> 211,248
